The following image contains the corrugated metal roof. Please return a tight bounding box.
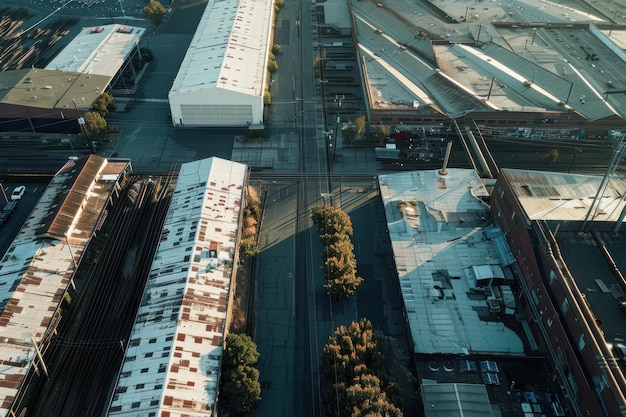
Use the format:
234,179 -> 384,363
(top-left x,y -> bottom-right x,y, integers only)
379,169 -> 523,355
0,155 -> 130,416
169,0 -> 273,97
502,168 -> 626,223
46,24 -> 145,78
36,155 -> 110,240
422,383 -> 494,417
109,157 -> 247,417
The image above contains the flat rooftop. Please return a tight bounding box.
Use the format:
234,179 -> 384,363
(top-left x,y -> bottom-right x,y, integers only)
46,24 -> 145,78
556,232 -> 626,354
379,169 -> 524,355
0,68 -> 110,110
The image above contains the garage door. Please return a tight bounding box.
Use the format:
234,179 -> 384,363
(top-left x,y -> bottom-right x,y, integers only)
180,104 -> 253,126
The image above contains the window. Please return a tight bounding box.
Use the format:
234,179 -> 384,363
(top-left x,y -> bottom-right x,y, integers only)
136,383 -> 145,389
131,402 -> 141,409
560,298 -> 570,314
150,400 -> 159,407
149,338 -> 157,344
578,334 -> 585,351
549,270 -> 556,285
129,338 -> 140,347
141,368 -> 149,373
144,352 -> 153,358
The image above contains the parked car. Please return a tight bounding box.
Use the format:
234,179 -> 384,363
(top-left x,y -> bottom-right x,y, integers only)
0,201 -> 17,226
10,185 -> 25,201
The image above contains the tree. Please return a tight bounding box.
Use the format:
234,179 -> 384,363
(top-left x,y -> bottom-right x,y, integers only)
377,124 -> 389,138
312,205 -> 362,298
272,44 -> 281,55
311,206 -> 353,237
321,319 -> 380,381
92,92 -> 114,116
223,333 -> 260,368
220,334 -> 262,414
263,91 -> 271,105
221,365 -> 261,414
267,60 -> 278,73
143,0 -> 167,27
342,125 -> 357,144
82,111 -> 107,140
320,320 -> 403,417
355,115 -> 366,135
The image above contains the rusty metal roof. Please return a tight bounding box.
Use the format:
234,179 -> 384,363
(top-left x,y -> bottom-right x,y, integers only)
0,155 -> 130,415
109,157 -> 247,417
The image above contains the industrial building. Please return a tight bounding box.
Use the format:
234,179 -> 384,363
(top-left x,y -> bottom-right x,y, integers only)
378,163 -> 626,416
0,24 -> 145,133
168,0 -> 274,127
108,157 -> 247,416
490,168 -> 626,417
0,155 -> 131,415
348,0 -> 626,137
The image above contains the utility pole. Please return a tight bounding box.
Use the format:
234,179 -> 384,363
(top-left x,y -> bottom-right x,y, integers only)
73,98 -> 96,154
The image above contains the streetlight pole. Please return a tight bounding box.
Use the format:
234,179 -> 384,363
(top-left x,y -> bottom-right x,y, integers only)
333,95 -> 343,159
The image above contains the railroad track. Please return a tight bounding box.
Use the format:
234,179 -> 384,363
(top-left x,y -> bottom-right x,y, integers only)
13,172 -> 175,417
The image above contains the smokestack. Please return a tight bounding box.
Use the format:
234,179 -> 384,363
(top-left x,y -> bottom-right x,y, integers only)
439,141 -> 453,176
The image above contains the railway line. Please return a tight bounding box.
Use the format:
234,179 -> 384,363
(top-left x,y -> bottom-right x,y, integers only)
11,173 -> 175,417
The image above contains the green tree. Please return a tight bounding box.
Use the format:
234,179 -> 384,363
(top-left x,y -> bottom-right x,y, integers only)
321,320 -> 403,417
143,0 -> 167,27
239,238 -> 257,260
223,333 -> 260,368
345,374 -> 402,417
342,125 -> 357,144
92,92 -> 114,116
263,91 -> 271,105
272,44 -> 281,55
325,272 -> 363,299
221,365 -> 262,414
321,319 -> 380,381
311,206 -> 353,237
82,111 -> 108,139
267,60 -> 278,73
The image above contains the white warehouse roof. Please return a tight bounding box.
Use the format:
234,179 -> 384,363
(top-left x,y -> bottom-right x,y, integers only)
169,0 -> 272,97
109,157 -> 247,417
46,24 -> 145,78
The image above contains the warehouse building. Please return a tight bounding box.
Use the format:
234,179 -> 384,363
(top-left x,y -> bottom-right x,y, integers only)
168,0 -> 274,127
0,24 -> 145,133
108,157 -> 247,416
